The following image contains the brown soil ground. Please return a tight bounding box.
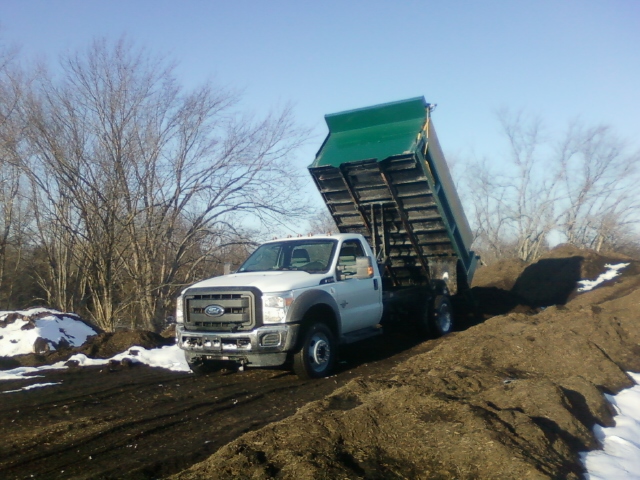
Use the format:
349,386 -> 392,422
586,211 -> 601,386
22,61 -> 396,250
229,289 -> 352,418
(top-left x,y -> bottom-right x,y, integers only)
1,246 -> 639,479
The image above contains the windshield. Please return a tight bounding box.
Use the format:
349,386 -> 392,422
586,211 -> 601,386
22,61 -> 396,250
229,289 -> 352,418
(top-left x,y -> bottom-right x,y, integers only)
238,239 -> 338,273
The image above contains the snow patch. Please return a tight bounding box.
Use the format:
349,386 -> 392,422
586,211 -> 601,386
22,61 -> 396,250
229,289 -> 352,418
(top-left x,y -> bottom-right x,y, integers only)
0,344 -> 190,384
577,263 -> 630,292
2,382 -> 62,394
0,309 -> 97,356
0,307 -> 61,321
582,372 -> 640,479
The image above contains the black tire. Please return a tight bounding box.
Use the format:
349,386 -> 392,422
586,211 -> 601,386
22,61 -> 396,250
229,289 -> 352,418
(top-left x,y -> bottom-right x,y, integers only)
431,295 -> 454,337
292,323 -> 336,379
417,295 -> 454,338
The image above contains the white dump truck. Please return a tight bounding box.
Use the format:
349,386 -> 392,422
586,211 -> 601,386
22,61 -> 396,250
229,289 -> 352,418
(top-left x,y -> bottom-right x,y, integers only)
175,97 -> 477,379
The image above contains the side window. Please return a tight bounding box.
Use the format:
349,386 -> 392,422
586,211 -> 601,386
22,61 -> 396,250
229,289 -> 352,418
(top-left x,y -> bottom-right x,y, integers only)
337,240 -> 365,278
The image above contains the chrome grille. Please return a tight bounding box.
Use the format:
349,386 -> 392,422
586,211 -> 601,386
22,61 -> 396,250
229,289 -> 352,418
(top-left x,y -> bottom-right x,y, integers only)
184,288 -> 259,331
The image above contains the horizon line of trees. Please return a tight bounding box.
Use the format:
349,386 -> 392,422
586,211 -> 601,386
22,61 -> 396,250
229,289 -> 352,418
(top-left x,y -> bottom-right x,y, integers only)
1,37 -> 639,331
0,37 -> 310,331
454,109 -> 640,264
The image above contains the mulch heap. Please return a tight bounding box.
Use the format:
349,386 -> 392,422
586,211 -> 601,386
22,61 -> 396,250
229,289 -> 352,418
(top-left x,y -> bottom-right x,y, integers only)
469,244 -> 635,317
76,330 -> 175,358
172,245 -> 640,480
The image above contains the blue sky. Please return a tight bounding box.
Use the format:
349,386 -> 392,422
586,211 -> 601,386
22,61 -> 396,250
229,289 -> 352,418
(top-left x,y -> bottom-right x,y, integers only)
1,0 -> 639,205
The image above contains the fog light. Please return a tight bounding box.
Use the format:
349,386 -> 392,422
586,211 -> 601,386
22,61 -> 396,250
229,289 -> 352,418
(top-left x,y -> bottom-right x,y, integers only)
261,333 -> 281,347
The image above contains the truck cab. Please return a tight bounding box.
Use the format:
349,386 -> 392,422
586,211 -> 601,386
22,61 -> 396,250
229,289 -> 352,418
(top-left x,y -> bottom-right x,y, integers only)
175,233 -> 383,378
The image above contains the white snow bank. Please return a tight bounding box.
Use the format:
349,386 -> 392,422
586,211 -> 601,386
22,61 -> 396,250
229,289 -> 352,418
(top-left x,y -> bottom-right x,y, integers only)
1,307 -> 188,393
0,307 -> 60,319
0,344 -> 189,384
578,263 -> 630,292
582,372 -> 640,479
68,344 -> 190,372
0,308 -> 97,356
2,382 -> 62,394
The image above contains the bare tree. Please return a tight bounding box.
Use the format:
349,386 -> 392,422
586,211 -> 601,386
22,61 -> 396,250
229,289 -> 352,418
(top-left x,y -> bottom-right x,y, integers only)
308,207 -> 337,235
465,110 -> 639,263
556,122 -> 640,252
20,37 -> 309,330
0,41 -> 30,304
466,111 -> 560,262
465,159 -> 514,263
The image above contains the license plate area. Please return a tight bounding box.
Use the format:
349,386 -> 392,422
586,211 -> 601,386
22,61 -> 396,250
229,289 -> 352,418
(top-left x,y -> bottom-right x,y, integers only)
182,335 -> 221,351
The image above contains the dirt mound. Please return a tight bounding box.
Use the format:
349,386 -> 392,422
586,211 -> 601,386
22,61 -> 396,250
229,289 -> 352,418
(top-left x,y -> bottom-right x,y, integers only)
511,255 -> 584,306
173,252 -> 640,479
469,258 -> 532,318
513,246 -> 636,307
4,330 -> 174,369
472,258 -> 527,290
540,244 -> 633,279
468,246 -> 638,315
78,330 -> 174,357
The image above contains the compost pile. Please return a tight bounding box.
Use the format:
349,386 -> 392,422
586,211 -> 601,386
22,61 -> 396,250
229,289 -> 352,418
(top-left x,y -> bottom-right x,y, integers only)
173,245 -> 640,480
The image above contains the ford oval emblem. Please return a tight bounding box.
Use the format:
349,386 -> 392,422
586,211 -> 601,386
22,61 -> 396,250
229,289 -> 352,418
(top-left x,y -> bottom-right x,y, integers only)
204,304 -> 225,317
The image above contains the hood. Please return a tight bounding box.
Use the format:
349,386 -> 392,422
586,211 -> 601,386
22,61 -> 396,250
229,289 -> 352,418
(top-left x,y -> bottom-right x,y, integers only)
186,271 -> 328,294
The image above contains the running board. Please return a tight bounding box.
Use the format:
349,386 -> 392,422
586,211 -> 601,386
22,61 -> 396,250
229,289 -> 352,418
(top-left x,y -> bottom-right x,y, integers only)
340,325 -> 383,344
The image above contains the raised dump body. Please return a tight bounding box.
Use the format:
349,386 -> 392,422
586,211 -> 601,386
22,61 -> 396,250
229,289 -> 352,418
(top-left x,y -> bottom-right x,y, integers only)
309,97 -> 477,293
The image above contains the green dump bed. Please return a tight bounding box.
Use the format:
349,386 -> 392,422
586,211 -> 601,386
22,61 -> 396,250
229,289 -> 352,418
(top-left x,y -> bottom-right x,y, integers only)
309,97 -> 477,291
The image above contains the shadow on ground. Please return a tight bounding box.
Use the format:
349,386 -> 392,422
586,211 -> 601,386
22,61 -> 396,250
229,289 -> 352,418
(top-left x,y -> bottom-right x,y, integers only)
454,255 -> 585,331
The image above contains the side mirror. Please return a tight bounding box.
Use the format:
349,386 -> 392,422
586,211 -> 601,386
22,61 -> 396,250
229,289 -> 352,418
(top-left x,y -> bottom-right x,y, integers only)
355,256 -> 374,279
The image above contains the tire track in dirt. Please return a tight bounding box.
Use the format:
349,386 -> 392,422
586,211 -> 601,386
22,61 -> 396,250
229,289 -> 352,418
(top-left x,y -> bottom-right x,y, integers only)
0,331 -> 430,479
1,368 -> 307,478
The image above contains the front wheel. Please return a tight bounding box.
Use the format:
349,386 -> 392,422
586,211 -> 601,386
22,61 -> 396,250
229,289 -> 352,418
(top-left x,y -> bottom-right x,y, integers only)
292,323 -> 336,379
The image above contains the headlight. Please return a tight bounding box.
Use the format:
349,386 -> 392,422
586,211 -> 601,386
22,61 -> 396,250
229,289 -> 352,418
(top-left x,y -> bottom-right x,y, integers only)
262,291 -> 294,324
176,295 -> 184,323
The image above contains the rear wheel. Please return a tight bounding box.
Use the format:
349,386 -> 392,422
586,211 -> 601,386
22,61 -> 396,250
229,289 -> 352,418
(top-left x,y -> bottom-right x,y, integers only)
431,295 -> 453,337
418,295 -> 454,338
293,323 -> 336,379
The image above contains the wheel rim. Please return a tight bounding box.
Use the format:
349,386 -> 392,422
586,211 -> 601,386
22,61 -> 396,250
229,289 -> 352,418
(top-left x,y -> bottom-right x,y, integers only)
436,304 -> 452,333
307,332 -> 331,373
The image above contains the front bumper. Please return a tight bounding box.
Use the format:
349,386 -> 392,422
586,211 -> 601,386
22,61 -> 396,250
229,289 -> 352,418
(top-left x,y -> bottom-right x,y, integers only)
176,323 -> 300,367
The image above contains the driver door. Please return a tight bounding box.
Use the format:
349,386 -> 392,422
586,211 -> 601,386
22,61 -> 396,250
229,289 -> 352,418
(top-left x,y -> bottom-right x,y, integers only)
334,240 -> 382,333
